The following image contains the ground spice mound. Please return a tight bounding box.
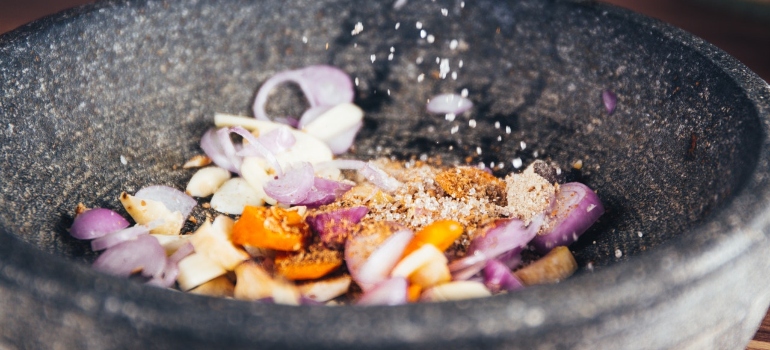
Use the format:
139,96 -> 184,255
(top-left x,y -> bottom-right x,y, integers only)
435,166 -> 507,205
504,164 -> 557,224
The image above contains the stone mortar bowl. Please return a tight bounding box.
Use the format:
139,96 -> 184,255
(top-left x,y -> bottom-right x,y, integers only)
1,0 -> 770,348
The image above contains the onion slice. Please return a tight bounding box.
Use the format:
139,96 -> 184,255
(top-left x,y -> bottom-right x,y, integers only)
602,89 -> 617,115
483,259 -> 524,293
70,208 -> 130,240
200,128 -> 241,173
531,182 -> 604,253
255,126 -> 296,154
228,126 -> 283,176
92,234 -> 167,279
297,177 -> 354,207
427,93 -> 473,115
91,224 -> 150,251
252,65 -> 354,122
135,185 -> 197,219
449,216 -> 541,280
263,162 -> 315,205
356,277 -> 408,306
346,224 -> 413,291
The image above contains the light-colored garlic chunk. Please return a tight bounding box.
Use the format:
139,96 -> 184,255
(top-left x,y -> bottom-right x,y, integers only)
189,275 -> 235,298
186,166 -> 231,197
177,253 -> 227,291
210,177 -> 265,215
391,244 -> 446,278
151,234 -> 190,255
234,261 -> 275,301
240,157 -> 277,206
119,192 -> 183,235
420,281 -> 491,302
302,103 -> 363,144
298,275 -> 352,302
188,218 -> 250,271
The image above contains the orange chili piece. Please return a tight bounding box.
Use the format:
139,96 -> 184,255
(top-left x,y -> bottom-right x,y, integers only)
402,219 -> 464,257
273,246 -> 343,280
232,206 -> 309,251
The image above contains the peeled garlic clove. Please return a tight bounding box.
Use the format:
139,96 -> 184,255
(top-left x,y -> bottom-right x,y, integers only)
189,275 -> 235,298
409,256 -> 451,289
420,281 -> 491,302
302,103 -> 364,154
177,253 -> 227,291
240,157 -> 277,206
119,192 -> 183,235
210,178 -> 265,215
391,244 -> 446,278
151,234 -> 190,255
188,218 -> 250,271
234,261 -> 275,301
298,275 -> 352,302
186,166 -> 231,197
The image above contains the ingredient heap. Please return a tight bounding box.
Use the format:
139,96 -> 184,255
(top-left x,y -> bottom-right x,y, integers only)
68,65 -> 604,305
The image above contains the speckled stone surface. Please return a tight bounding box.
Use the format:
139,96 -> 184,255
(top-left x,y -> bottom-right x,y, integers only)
1,0 -> 770,348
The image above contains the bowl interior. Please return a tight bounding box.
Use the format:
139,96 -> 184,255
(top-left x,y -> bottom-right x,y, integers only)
0,0 -> 762,268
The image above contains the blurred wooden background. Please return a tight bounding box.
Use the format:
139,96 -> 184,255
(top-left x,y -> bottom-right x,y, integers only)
1,0 -> 770,348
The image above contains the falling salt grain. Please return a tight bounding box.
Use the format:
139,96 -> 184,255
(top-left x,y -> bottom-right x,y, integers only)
451,71 -> 458,80
533,150 -> 539,157
638,232 -> 644,238
416,57 -> 424,64
420,30 -> 427,38
512,157 -> 523,169
351,22 -> 364,35
459,60 -> 464,68
387,89 -> 391,96
445,113 -> 456,121
450,39 -> 459,50
586,262 -> 594,271
615,249 -> 623,258
494,121 -> 500,129
416,21 -> 423,29
461,88 -> 468,97
120,155 -> 127,165
520,141 -> 527,150
439,59 -> 450,79
390,47 -> 395,52
477,162 -> 485,169
370,54 -> 376,63
505,126 -> 511,134
427,35 -> 435,44
476,147 -> 482,155
388,53 -> 394,61
441,8 -> 448,16
302,36 -> 308,43
461,1 -> 465,8
355,77 -> 360,86
469,119 -> 476,128
395,22 -> 401,29
497,136 -> 502,141
450,125 -> 459,134
417,74 -> 425,82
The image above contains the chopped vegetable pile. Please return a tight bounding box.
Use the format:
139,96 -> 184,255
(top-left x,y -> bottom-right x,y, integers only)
68,65 -> 605,306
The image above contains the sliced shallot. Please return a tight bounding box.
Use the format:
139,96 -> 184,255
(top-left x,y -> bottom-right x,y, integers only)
602,89 -> 617,115
252,65 -> 354,122
356,277 -> 408,306
69,208 -> 130,240
345,223 -> 413,291
531,182 -> 604,254
92,234 -> 167,279
91,224 -> 150,251
483,259 -> 524,293
263,162 -> 315,205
